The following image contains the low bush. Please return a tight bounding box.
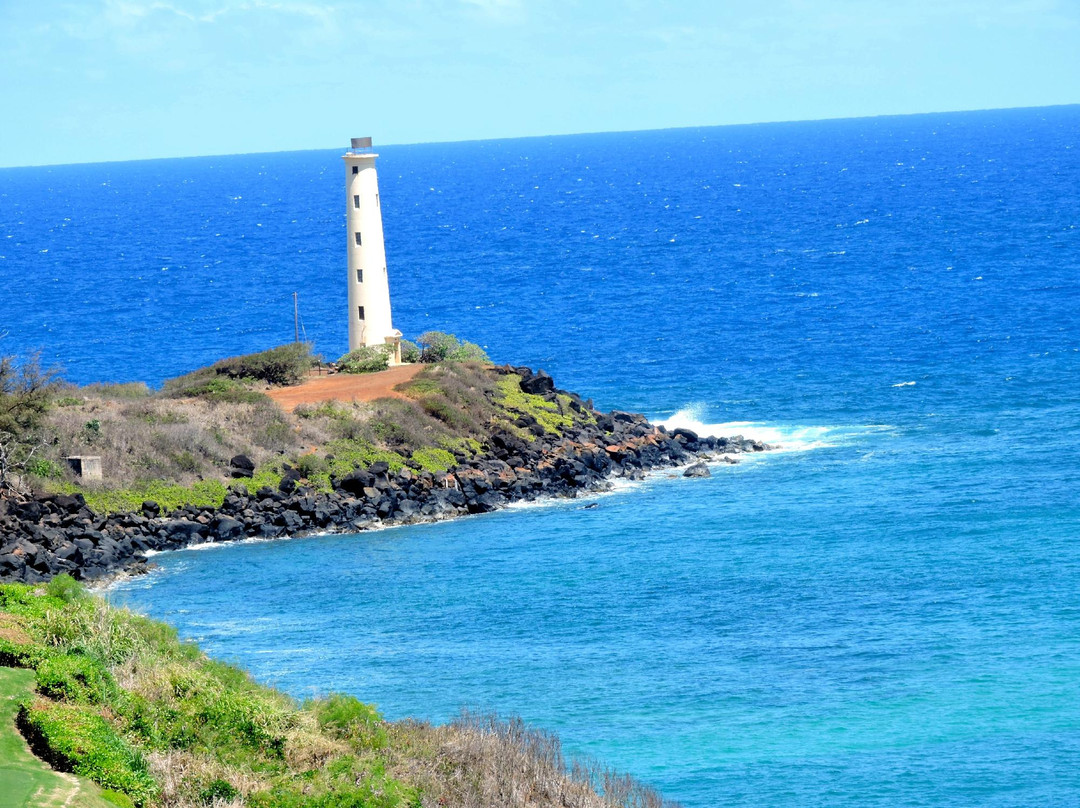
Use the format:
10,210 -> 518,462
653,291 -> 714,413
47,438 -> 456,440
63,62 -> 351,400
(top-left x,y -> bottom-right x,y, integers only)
81,382 -> 152,400
337,345 -> 391,374
161,344 -> 313,400
296,453 -> 328,480
26,457 -> 66,480
100,790 -> 135,808
213,343 -> 315,387
56,479 -> 229,516
18,699 -> 159,806
495,374 -> 577,435
312,694 -> 387,749
45,574 -> 87,604
399,340 -> 421,364
295,401 -> 354,421
410,447 -> 456,473
199,778 -> 239,804
162,374 -> 269,404
36,653 -> 117,705
0,637 -> 53,668
416,331 -> 491,364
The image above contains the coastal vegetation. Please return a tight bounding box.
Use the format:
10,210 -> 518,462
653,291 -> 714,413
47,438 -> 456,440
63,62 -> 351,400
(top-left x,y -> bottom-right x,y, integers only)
0,577 -> 678,808
335,333 -> 485,375
0,338 -> 533,515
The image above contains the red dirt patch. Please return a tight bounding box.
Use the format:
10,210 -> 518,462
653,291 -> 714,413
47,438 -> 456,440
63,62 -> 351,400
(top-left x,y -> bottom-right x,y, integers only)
265,364 -> 423,413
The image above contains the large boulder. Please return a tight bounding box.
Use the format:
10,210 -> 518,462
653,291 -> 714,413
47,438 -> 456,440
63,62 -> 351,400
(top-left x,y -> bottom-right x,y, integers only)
162,519 -> 205,544
229,454 -> 256,478
683,462 -> 711,478
338,469 -> 375,496
519,369 -> 555,396
211,516 -> 244,542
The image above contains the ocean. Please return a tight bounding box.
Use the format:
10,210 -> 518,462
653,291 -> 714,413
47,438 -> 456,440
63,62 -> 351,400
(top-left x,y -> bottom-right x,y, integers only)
3,105 -> 1079,806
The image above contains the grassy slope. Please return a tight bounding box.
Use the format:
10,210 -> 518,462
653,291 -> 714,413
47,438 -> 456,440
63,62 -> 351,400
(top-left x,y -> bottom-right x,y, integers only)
0,579 -> 674,808
0,667 -> 113,808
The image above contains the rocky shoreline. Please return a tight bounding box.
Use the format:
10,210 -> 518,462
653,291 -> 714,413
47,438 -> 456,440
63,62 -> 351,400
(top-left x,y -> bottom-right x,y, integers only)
0,367 -> 770,584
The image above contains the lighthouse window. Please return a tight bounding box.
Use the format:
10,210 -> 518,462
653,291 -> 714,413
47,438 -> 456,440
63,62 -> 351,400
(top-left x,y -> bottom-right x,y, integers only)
356,269 -> 363,283
352,166 -> 358,174
376,193 -> 380,207
353,195 -> 360,209
354,232 -> 362,246
357,306 -> 365,321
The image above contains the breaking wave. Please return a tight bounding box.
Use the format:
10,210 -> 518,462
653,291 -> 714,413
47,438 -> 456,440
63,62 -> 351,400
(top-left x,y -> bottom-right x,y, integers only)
655,404 -> 891,452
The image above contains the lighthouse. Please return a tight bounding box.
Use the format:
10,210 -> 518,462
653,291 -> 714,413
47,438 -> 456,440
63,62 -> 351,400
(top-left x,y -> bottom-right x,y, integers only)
344,137 -> 402,363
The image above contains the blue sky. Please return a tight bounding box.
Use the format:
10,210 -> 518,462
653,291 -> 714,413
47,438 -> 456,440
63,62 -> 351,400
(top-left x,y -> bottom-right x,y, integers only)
1,0 -> 1078,167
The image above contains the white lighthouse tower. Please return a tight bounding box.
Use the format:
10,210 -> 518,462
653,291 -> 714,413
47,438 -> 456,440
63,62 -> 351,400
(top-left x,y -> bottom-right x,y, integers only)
344,137 -> 402,363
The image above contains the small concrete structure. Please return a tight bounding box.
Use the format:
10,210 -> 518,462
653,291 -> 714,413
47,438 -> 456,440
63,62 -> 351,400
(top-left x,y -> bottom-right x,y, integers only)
65,455 -> 102,480
344,137 -> 402,363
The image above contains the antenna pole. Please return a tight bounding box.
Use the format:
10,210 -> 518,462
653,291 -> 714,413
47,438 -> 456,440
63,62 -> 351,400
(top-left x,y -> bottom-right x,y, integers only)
293,293 -> 299,343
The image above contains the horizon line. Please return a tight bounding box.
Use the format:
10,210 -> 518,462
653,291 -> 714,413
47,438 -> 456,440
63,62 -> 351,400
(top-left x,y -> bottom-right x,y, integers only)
3,102 -> 1078,171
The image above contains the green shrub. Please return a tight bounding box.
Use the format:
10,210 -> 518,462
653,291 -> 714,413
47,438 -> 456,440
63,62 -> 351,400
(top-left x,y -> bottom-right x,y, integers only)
296,453 -> 328,479
26,457 -> 65,480
313,694 -> 384,742
84,419 -> 102,442
213,343 -> 314,386
259,420 -> 294,452
165,375 -> 269,404
247,757 -> 410,808
0,353 -> 58,435
410,447 -> 456,473
400,340 -> 421,364
236,463 -> 286,496
100,790 -> 135,808
46,574 -> 87,604
337,345 -> 391,374
0,637 -> 53,669
495,374 -> 575,435
18,700 -> 158,806
199,779 -> 239,804
416,331 -> 490,364
36,653 -> 117,704
71,479 -> 228,515
161,344 -> 313,399
295,401 -> 353,420
172,451 -> 200,473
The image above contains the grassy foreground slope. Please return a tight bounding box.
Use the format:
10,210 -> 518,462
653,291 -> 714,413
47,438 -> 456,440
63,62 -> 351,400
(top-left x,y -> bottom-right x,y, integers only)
0,668 -> 114,808
0,578 -> 676,808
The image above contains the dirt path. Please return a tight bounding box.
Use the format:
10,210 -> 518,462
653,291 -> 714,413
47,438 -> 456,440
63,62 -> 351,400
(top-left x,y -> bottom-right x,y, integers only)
265,364 -> 423,413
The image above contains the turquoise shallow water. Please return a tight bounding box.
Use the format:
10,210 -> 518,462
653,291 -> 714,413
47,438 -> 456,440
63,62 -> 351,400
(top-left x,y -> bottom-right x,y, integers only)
4,105 -> 1080,805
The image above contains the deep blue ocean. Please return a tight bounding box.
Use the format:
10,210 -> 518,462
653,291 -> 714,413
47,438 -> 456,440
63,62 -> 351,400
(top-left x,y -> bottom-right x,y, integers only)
3,106 -> 1080,806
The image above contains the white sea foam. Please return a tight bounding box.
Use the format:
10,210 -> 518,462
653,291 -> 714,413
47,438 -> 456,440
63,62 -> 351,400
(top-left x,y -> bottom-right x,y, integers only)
655,404 -> 890,453
892,381 -> 916,387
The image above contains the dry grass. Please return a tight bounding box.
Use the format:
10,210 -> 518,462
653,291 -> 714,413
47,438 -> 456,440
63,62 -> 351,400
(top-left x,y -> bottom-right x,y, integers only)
29,360 -> 585,513
146,749 -> 260,808
40,395 -> 331,490
387,710 -> 679,808
34,364 -> 502,492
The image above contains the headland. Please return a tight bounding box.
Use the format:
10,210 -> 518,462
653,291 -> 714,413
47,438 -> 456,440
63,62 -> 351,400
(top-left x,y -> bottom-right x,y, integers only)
0,342 -> 769,585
